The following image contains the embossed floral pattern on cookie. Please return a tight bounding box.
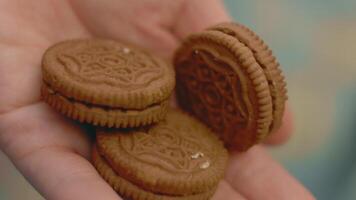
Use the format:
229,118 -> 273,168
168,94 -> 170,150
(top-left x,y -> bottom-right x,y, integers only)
56,42 -> 164,89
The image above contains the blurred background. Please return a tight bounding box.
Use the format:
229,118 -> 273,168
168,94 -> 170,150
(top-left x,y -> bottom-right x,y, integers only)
1,0 -> 356,199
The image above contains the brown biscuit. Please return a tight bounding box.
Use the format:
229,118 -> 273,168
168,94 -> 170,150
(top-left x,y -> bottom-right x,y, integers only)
174,28 -> 275,151
93,146 -> 217,200
41,39 -> 175,127
96,109 -> 228,196
209,22 -> 287,132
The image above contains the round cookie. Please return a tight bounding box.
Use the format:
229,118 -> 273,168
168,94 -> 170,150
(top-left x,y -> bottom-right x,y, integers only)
41,39 -> 175,127
209,22 -> 287,133
174,29 -> 274,151
92,146 -> 217,200
96,109 -> 228,196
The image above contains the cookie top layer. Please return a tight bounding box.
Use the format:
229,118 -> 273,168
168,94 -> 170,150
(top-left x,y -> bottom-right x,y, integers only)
209,22 -> 287,132
96,109 -> 228,195
42,39 -> 175,109
174,30 -> 274,151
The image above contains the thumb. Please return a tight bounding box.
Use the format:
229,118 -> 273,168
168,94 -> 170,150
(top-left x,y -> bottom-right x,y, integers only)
173,0 -> 231,39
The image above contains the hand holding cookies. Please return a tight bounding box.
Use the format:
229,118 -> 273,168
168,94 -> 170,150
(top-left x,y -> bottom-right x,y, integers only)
0,1 -> 313,200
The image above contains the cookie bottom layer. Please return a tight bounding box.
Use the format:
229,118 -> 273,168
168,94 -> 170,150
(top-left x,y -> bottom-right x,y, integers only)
41,84 -> 168,128
92,147 -> 216,200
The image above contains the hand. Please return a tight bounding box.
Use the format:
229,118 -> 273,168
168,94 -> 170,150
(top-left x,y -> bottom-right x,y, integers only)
0,0 -> 314,199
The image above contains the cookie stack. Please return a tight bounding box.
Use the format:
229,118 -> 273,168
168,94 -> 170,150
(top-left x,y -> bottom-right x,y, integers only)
41,22 -> 287,199
41,39 -> 228,199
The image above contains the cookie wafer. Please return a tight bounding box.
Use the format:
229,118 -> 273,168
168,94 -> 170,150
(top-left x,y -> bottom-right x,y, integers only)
41,39 -> 175,127
96,109 -> 228,196
93,146 -> 216,200
174,29 -> 275,151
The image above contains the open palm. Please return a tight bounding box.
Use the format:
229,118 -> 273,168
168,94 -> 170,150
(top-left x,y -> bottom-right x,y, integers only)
0,0 -> 314,199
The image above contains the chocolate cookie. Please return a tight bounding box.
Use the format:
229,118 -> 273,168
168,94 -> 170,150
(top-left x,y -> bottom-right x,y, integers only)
41,39 -> 175,127
95,109 -> 228,198
93,147 -> 216,200
174,23 -> 286,151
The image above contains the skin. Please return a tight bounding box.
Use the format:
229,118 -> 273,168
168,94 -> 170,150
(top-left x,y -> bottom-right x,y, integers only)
0,0 -> 315,199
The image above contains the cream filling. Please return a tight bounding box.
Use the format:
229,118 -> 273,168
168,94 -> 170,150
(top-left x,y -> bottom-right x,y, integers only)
44,83 -> 167,112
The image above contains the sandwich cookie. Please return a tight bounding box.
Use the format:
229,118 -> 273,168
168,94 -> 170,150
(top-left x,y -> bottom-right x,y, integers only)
41,39 -> 175,127
174,23 -> 287,151
94,109 -> 228,199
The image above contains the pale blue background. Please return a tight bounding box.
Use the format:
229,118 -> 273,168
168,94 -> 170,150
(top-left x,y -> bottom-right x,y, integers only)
224,0 -> 356,199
